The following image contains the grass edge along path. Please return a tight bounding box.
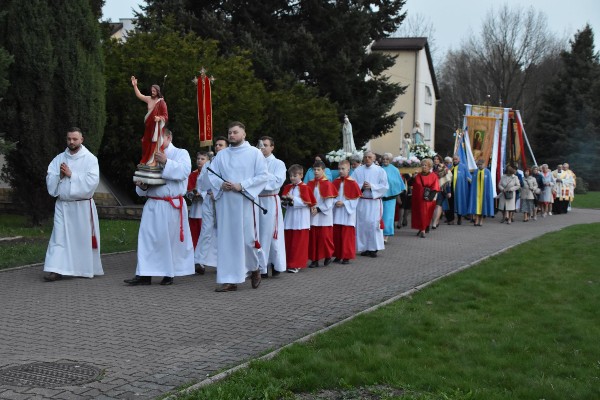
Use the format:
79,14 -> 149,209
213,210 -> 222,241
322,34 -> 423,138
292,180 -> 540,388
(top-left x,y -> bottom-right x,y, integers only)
176,223 -> 600,400
0,214 -> 139,270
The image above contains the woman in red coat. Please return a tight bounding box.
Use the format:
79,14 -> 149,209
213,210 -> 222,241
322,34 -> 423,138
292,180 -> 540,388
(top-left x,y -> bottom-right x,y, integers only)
411,158 -> 440,238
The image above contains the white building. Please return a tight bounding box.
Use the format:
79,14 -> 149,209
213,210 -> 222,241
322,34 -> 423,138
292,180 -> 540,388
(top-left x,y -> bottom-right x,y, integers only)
368,37 -> 440,156
108,18 -> 136,41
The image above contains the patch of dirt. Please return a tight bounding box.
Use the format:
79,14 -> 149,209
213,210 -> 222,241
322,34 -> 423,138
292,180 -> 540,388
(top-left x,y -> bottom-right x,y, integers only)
0,237 -> 47,246
294,385 -> 405,400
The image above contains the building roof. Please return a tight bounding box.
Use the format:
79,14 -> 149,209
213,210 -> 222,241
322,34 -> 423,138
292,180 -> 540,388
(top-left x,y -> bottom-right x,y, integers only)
371,37 -> 440,100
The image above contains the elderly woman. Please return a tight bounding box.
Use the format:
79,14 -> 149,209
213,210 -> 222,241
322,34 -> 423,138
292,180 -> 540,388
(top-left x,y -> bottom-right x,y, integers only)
539,164 -> 555,217
380,153 -> 406,242
497,165 -> 521,224
520,168 -> 540,222
411,158 -> 440,238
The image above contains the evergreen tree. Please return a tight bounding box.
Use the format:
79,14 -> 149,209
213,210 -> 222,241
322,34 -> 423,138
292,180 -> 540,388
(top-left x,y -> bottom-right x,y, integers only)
0,0 -> 105,224
135,0 -> 406,146
534,24 -> 600,189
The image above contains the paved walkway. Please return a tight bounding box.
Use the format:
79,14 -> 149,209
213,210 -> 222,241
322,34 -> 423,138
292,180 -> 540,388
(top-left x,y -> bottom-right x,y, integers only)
1,208 -> 599,399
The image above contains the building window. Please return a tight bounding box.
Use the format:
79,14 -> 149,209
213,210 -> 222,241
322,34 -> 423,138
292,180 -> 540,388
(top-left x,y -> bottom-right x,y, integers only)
424,123 -> 432,141
425,86 -> 432,105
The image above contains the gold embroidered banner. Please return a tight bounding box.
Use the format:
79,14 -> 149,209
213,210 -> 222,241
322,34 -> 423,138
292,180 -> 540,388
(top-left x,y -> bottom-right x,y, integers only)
466,115 -> 496,167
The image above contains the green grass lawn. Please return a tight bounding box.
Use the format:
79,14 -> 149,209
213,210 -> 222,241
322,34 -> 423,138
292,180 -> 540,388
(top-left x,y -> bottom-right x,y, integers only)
179,223 -> 600,400
572,191 -> 600,209
0,214 -> 139,270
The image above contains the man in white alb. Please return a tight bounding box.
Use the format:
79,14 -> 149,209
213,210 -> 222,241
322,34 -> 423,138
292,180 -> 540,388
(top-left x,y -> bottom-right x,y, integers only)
43,127 -> 103,282
125,129 -> 195,285
208,121 -> 268,292
193,136 -> 229,274
257,136 -> 287,278
352,151 -> 389,258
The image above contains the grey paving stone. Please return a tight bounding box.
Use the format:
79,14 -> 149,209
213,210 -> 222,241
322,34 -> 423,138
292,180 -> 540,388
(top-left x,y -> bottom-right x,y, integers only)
0,209 -> 597,399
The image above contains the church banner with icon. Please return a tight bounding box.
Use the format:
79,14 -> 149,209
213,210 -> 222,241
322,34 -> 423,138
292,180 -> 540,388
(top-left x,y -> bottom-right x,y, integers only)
466,116 -> 496,167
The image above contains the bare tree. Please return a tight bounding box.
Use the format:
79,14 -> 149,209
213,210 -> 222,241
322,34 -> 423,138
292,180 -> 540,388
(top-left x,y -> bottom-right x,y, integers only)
393,12 -> 439,66
434,4 -> 566,155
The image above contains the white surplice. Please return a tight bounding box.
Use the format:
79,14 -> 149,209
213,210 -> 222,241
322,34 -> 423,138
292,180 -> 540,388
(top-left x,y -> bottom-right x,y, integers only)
208,142 -> 269,284
44,145 -> 103,277
311,185 -> 334,227
283,185 -> 311,230
194,161 -> 218,267
258,154 -> 287,273
352,164 -> 388,252
332,181 -> 359,227
136,143 -> 195,277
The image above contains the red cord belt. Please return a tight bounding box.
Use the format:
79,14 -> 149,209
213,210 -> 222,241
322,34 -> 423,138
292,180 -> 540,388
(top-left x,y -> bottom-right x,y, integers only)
148,195 -> 185,242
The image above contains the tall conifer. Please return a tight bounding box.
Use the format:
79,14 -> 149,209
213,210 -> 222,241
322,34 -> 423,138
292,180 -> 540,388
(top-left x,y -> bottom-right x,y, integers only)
0,0 -> 105,224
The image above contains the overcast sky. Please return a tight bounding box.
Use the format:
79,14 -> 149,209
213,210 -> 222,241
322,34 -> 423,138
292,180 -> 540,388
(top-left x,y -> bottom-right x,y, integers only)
102,0 -> 600,57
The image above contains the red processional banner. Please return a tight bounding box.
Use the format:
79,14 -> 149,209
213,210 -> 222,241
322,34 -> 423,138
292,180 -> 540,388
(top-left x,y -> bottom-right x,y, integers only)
197,74 -> 213,147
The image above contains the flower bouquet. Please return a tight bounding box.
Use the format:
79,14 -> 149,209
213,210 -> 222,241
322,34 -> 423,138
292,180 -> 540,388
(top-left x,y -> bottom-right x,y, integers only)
410,143 -> 436,160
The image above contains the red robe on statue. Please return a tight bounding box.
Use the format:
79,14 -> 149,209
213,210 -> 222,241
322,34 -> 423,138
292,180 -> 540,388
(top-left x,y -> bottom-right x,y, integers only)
411,172 -> 440,231
140,98 -> 168,166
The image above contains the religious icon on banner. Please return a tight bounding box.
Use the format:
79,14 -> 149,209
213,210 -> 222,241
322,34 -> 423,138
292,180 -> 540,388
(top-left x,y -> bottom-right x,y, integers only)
194,67 -> 214,148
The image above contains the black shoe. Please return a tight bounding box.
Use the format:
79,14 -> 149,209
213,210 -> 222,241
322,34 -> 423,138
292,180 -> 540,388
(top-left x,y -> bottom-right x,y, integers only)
360,251 -> 371,256
323,257 -> 333,266
341,259 -> 350,264
402,219 -> 407,227
123,275 -> 139,284
261,273 -> 269,279
457,216 -> 462,225
333,257 -> 341,263
309,261 -> 319,268
160,276 -> 173,285
195,263 -> 205,275
270,264 -> 281,277
369,251 -> 378,258
419,231 -> 426,238
44,272 -> 63,282
425,226 -> 430,233
126,276 -> 151,286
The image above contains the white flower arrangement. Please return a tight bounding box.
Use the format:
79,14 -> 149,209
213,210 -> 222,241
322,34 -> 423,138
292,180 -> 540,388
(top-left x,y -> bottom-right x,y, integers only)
410,143 -> 436,160
326,148 -> 364,164
392,155 -> 421,168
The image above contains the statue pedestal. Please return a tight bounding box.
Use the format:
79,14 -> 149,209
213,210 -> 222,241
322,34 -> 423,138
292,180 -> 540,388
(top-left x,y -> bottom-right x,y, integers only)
133,165 -> 166,185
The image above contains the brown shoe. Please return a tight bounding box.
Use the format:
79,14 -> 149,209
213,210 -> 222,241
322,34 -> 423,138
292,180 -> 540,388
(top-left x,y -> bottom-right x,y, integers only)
215,283 -> 237,292
251,270 -> 261,289
43,272 -> 62,282
195,263 -> 205,275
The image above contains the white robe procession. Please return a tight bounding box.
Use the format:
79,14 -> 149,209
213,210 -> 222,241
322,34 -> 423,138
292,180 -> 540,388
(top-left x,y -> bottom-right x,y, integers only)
44,145 -> 103,277
136,143 -> 195,277
208,142 -> 268,284
258,154 -> 287,274
332,180 -> 359,227
194,161 -> 218,268
353,164 -> 389,252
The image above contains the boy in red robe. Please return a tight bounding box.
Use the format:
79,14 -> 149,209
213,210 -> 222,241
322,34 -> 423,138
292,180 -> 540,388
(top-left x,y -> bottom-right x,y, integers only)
332,160 -> 362,264
281,165 -> 316,273
307,161 -> 338,268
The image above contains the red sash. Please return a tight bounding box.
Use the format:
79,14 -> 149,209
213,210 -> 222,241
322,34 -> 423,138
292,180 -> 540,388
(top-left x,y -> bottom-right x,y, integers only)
148,195 -> 185,242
